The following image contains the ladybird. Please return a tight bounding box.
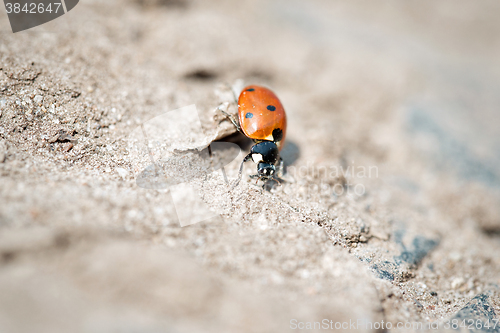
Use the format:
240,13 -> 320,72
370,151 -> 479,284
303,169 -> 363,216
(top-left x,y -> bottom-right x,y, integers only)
218,85 -> 287,185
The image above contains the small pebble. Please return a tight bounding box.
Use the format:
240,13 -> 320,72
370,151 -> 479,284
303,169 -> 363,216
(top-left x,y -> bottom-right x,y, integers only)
116,167 -> 128,179
48,134 -> 60,143
62,142 -> 73,152
451,277 -> 464,289
33,95 -> 43,104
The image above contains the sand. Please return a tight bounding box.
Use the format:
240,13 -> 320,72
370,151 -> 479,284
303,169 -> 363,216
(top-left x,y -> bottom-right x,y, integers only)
1,0 -> 500,332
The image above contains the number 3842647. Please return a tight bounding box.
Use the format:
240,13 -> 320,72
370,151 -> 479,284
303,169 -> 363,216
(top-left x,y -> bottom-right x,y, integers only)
5,2 -> 62,14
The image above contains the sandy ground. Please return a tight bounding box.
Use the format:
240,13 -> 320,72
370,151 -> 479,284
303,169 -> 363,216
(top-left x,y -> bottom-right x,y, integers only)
1,0 -> 500,332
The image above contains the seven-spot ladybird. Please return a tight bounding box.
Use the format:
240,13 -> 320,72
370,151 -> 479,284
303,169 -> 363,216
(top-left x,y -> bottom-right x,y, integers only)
218,85 -> 287,185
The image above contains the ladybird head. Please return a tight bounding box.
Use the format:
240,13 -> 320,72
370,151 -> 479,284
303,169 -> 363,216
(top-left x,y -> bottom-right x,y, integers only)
257,162 -> 275,179
248,141 -> 279,180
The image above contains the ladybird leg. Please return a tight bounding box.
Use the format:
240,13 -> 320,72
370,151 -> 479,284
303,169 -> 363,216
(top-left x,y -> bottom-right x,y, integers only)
249,175 -> 264,185
216,104 -> 243,133
231,153 -> 252,188
248,174 -> 261,184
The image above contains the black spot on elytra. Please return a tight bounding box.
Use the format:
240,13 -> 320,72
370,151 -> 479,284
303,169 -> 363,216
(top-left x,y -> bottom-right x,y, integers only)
246,88 -> 255,92
245,112 -> 253,118
272,128 -> 283,142
267,105 -> 276,111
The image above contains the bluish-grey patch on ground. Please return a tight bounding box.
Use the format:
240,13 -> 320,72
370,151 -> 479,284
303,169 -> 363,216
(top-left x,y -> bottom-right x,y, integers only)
370,230 -> 439,281
394,234 -> 439,267
371,261 -> 396,281
406,106 -> 500,188
444,292 -> 500,332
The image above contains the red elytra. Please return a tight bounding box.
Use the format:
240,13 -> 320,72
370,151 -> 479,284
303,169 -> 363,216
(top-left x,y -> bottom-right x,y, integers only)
237,85 -> 287,150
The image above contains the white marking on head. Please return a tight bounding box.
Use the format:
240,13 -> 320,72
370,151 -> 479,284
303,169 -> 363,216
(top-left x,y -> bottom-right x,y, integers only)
251,153 -> 263,163
264,134 -> 274,141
